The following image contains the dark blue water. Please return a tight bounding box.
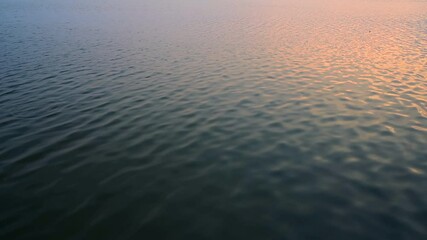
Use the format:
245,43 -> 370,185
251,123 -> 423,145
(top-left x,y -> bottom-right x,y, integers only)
1,0 -> 427,239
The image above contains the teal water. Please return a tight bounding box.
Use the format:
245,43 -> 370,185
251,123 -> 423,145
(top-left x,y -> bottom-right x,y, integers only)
1,0 -> 427,239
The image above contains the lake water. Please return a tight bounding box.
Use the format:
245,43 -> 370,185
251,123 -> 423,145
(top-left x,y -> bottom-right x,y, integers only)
1,0 -> 426,239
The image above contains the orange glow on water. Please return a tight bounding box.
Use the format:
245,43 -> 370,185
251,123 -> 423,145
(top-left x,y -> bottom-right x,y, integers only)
242,0 -> 427,130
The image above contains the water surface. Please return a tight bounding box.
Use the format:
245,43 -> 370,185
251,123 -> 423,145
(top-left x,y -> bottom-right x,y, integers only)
1,0 -> 427,239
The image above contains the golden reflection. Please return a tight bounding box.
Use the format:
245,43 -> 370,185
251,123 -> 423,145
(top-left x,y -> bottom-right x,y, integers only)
256,0 -> 427,119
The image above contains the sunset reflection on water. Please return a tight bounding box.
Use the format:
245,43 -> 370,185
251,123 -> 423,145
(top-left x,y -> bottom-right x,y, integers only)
251,0 -> 427,130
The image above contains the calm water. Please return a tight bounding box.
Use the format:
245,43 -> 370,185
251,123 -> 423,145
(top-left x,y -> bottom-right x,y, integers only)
1,0 -> 427,239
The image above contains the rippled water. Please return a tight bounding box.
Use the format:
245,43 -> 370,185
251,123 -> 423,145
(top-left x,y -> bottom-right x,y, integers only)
1,0 -> 427,239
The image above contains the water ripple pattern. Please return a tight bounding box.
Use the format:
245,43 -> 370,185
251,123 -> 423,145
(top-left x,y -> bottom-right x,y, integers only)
1,0 -> 427,239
